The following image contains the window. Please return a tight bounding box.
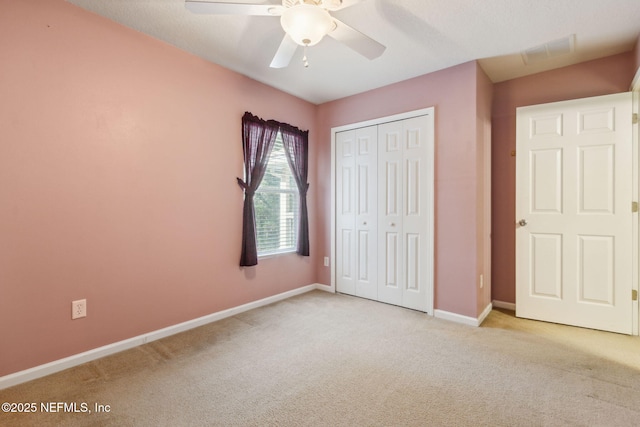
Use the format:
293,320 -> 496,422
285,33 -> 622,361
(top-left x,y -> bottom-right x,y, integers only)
254,133 -> 299,256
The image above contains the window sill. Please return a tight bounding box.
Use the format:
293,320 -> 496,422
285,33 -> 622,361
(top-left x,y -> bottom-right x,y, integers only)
258,249 -> 297,260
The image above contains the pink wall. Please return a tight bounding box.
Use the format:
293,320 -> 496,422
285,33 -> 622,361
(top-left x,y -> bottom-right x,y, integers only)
316,62 -> 488,318
491,52 -> 636,304
0,0 -> 318,376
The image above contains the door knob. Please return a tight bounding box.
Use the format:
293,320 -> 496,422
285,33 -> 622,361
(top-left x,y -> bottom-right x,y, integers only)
390,222 -> 396,227
518,219 -> 528,227
363,221 -> 367,226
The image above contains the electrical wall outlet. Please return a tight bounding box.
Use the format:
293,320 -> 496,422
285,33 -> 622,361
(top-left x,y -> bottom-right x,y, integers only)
480,274 -> 484,289
323,256 -> 329,267
72,299 -> 87,319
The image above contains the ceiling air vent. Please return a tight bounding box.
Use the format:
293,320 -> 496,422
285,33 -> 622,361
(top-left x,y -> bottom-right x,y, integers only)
522,34 -> 575,65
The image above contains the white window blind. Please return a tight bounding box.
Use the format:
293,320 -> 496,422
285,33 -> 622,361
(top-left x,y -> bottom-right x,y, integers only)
255,134 -> 299,256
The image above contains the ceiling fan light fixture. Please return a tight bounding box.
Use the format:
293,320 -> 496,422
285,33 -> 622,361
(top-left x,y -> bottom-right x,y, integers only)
280,4 -> 334,46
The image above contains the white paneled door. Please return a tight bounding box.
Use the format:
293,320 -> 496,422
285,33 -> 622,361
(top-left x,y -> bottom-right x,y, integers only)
516,92 -> 634,334
336,126 -> 378,300
378,116 -> 432,311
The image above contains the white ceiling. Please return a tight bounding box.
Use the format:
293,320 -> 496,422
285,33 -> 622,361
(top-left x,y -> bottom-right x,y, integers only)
66,0 -> 640,104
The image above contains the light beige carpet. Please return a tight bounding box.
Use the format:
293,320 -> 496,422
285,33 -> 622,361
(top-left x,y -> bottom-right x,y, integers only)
2,290 -> 640,426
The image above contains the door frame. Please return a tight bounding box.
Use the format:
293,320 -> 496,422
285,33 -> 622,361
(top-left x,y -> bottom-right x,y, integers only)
329,107 -> 435,315
632,74 -> 640,336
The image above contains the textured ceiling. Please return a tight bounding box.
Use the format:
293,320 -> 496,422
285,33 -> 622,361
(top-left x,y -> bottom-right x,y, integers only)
66,0 -> 640,104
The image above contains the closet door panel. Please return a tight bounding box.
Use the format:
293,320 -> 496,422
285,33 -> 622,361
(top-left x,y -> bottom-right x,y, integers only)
378,122 -> 404,306
354,126 -> 378,300
336,130 -> 356,295
402,116 -> 431,311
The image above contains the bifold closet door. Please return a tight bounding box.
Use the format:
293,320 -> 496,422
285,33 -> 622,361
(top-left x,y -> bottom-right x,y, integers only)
336,126 -> 378,300
378,116 -> 430,311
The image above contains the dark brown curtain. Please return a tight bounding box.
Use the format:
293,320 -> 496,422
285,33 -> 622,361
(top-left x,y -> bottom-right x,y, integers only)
237,112 -> 280,266
280,123 -> 310,257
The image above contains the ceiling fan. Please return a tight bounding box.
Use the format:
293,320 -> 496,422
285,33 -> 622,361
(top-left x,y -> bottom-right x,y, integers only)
184,0 -> 386,68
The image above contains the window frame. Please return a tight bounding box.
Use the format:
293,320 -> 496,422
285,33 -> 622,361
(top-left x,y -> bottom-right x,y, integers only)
254,133 -> 299,258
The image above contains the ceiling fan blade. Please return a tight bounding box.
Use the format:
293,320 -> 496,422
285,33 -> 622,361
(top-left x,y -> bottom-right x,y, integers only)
185,1 -> 283,16
270,34 -> 299,68
327,18 -> 385,60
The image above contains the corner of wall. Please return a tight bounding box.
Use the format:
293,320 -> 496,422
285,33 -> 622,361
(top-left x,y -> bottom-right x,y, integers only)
475,62 -> 494,318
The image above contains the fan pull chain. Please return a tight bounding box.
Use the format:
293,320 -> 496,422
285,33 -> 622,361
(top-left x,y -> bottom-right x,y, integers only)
303,44 -> 309,68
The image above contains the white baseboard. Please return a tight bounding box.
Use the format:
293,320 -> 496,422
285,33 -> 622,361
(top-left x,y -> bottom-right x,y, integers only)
492,300 -> 516,311
0,284 -> 321,390
477,302 -> 493,325
314,283 -> 333,293
434,302 -> 493,327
